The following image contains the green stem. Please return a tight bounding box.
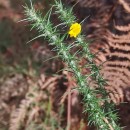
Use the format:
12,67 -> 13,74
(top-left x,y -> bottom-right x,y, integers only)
24,2 -> 121,130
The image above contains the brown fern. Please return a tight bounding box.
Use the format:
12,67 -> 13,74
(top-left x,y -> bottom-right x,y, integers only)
9,100 -> 29,130
9,77 -> 46,130
118,0 -> 130,13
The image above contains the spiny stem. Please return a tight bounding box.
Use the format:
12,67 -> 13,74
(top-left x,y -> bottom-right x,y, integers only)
54,1 -> 121,129
24,1 -> 122,130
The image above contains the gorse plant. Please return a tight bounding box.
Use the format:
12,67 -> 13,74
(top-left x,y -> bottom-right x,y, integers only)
24,0 -> 122,130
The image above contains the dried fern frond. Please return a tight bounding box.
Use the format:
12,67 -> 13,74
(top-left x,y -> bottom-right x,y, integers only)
65,0 -> 130,106
9,100 -> 29,130
9,73 -> 69,130
9,76 -> 45,130
115,24 -> 130,32
118,0 -> 130,13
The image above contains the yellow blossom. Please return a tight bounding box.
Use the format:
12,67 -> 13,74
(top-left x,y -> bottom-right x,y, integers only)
68,23 -> 81,38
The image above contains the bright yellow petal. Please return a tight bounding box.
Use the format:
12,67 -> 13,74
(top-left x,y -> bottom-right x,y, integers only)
68,23 -> 81,38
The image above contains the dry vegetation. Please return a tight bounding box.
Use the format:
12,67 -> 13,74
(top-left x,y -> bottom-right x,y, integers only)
0,0 -> 130,130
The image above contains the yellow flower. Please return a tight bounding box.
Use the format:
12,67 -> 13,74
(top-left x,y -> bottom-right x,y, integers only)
68,23 -> 81,38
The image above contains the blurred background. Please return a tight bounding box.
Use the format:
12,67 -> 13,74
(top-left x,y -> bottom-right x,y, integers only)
0,0 -> 130,130
0,0 -> 64,130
